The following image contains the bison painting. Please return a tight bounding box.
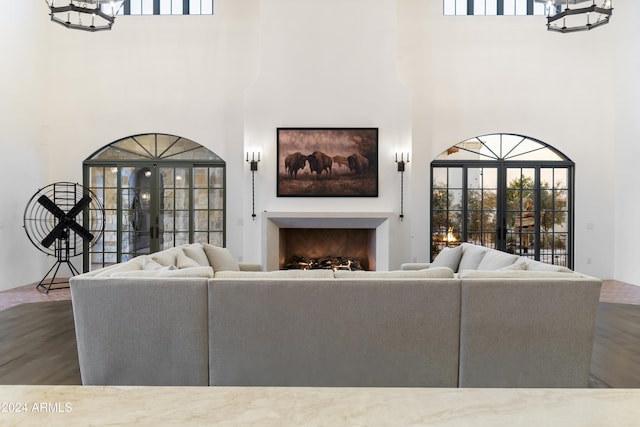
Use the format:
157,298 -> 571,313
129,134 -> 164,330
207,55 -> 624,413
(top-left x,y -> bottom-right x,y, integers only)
347,153 -> 369,177
277,128 -> 378,196
332,155 -> 349,169
306,151 -> 333,179
284,152 -> 307,177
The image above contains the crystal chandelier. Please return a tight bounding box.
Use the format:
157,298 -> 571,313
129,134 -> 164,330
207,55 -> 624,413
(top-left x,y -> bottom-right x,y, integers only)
45,0 -> 128,32
539,0 -> 613,33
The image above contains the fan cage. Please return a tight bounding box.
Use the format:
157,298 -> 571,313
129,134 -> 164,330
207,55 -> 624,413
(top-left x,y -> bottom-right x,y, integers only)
23,182 -> 105,257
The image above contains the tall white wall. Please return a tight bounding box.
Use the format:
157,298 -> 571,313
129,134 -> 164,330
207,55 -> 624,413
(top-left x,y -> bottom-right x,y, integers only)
613,1 -> 640,284
243,0 -> 412,269
398,0 -> 616,278
0,0 -> 629,290
0,4 -> 49,290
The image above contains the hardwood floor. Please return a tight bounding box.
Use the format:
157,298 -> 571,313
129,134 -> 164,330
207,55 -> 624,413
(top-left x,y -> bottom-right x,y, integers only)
0,300 -> 81,385
0,279 -> 639,387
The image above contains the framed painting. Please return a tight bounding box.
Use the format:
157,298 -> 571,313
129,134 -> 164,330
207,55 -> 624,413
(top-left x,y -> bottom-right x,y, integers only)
277,127 -> 378,197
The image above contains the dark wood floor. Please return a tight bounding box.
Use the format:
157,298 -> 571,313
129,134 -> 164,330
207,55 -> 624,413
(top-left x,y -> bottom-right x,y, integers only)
0,300 -> 81,385
0,281 -> 639,387
591,302 -> 640,388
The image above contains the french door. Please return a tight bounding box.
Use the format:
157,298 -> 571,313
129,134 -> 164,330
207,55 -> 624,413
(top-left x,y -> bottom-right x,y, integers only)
83,133 -> 226,271
431,134 -> 574,268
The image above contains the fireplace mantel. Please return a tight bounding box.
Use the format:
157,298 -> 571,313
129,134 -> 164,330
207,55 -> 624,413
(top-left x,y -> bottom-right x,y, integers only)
263,212 -> 393,271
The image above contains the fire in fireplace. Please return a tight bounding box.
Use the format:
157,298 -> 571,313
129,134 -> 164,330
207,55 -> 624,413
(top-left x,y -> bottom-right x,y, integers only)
279,228 -> 375,271
283,255 -> 364,271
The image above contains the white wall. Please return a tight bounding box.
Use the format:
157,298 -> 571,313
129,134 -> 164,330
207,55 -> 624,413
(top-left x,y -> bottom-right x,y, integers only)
0,4 -> 49,290
398,0 -> 617,278
0,0 -> 630,290
243,0 -> 412,269
613,1 -> 640,285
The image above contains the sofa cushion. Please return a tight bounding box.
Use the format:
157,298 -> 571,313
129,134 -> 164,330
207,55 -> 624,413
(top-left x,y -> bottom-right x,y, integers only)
431,246 -> 463,271
177,251 -> 201,269
215,269 -> 334,279
333,267 -> 454,279
458,243 -> 490,271
110,266 -> 214,278
524,259 -> 573,273
476,250 -> 519,271
458,270 -> 581,279
203,244 -> 239,272
181,243 -> 211,267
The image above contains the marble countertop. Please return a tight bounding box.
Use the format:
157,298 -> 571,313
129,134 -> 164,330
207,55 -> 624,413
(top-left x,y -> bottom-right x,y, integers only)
1,386 -> 639,426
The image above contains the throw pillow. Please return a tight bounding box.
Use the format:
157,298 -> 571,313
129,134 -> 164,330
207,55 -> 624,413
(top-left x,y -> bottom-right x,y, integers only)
457,243 -> 490,271
176,251 -> 201,269
142,257 -> 164,271
202,244 -> 240,272
498,257 -> 528,271
525,259 -> 573,273
476,250 -> 520,270
149,248 -> 180,267
181,243 -> 211,267
431,246 -> 463,271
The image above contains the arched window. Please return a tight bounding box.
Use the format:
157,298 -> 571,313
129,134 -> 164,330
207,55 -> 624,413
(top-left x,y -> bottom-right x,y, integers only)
83,133 -> 225,271
431,133 -> 574,267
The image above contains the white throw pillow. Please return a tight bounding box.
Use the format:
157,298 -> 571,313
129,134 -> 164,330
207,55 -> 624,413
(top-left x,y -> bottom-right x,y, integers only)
524,259 -> 573,273
498,257 -> 528,271
149,248 -> 181,267
458,243 -> 490,271
476,250 -> 520,270
202,244 -> 240,272
176,251 -> 201,269
431,246 -> 463,271
181,243 -> 210,267
142,257 -> 164,271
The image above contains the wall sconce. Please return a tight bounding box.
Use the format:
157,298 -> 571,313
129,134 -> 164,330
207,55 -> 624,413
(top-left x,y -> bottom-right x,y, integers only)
395,153 -> 410,220
246,152 -> 261,220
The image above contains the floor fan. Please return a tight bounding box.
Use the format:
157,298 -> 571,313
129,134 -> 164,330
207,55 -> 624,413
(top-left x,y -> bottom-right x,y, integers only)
23,182 -> 104,293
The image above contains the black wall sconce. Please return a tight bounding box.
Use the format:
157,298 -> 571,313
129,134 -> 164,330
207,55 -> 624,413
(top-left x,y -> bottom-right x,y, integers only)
395,152 -> 409,221
246,152 -> 261,220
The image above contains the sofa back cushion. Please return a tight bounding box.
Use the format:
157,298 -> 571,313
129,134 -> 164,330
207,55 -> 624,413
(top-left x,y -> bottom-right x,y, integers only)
458,243 -> 490,271
431,246 -> 463,271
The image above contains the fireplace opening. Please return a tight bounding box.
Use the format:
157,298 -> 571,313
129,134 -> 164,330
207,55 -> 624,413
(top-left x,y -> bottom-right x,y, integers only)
279,228 -> 376,271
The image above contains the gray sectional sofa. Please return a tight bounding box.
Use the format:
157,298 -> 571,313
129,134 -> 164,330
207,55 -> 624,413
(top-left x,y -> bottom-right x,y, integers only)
69,242 -> 602,388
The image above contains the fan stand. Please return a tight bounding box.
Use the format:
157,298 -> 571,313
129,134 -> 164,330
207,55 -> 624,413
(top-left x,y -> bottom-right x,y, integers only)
37,229 -> 79,294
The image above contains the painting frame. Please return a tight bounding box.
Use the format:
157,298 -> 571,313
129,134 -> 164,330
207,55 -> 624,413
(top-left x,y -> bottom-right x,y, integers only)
277,127 -> 379,197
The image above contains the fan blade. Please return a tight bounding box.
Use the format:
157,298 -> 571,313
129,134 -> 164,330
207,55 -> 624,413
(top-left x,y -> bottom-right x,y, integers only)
69,221 -> 94,242
67,195 -> 92,219
37,195 -> 66,220
41,221 -> 67,248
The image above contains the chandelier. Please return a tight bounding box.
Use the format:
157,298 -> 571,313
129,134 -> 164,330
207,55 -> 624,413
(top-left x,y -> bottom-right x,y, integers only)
538,0 -> 613,33
45,1 -> 128,32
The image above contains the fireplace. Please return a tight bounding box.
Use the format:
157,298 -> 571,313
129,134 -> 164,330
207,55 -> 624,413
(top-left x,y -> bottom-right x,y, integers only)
263,212 -> 392,271
280,228 -> 375,270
